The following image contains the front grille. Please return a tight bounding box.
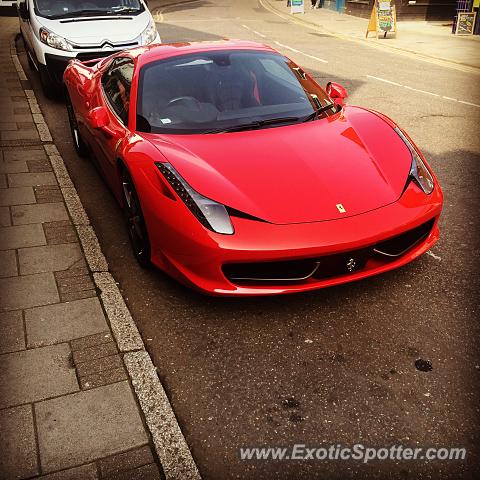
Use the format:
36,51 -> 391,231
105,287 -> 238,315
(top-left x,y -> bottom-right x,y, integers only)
223,259 -> 321,283
76,51 -> 119,63
373,219 -> 435,257
223,219 -> 435,285
73,41 -> 137,51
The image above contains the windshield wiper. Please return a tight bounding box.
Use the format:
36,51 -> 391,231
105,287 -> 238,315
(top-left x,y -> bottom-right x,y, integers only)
302,103 -> 337,122
49,9 -> 134,19
202,116 -> 301,134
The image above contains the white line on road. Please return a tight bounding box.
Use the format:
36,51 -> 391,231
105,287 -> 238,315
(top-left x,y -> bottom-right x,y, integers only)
241,26 -> 329,64
365,75 -> 402,87
367,75 -> 480,108
274,40 -> 328,63
241,24 -> 267,38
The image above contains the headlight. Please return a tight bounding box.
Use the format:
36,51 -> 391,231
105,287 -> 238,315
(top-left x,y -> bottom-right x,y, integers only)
395,127 -> 434,195
39,27 -> 72,52
155,162 -> 234,235
140,21 -> 157,45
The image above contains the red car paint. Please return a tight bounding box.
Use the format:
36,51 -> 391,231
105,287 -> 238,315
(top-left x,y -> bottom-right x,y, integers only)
64,41 -> 443,296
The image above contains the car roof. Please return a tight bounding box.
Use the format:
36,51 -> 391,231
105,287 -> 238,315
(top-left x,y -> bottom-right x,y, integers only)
126,40 -> 278,67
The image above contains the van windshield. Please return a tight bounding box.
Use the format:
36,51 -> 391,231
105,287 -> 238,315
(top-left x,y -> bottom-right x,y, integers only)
34,0 -> 144,19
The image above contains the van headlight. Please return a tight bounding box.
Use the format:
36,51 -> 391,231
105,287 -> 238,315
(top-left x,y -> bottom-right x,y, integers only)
140,20 -> 157,45
39,27 -> 73,52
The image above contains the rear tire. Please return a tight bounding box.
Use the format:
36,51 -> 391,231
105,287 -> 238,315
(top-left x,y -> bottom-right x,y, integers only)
121,169 -> 151,268
39,65 -> 56,99
66,95 -> 89,158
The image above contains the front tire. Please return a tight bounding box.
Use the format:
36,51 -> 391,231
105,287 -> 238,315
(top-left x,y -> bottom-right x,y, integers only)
66,95 -> 89,158
121,169 -> 151,267
39,65 -> 56,99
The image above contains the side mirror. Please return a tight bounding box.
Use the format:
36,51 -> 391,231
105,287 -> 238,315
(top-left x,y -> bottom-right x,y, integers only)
18,2 -> 29,20
89,107 -> 109,130
326,82 -> 348,106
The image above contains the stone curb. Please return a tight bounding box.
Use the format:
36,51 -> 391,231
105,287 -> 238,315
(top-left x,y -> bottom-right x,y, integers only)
125,351 -> 202,480
260,0 -> 480,75
11,33 -> 202,480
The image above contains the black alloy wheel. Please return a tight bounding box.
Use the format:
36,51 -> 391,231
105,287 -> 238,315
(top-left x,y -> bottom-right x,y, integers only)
122,169 -> 151,267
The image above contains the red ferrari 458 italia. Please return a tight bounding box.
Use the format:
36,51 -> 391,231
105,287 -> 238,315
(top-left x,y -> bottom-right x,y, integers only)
63,40 -> 443,296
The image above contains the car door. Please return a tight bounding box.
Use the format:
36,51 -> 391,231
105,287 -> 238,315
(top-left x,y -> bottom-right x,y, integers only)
89,57 -> 134,196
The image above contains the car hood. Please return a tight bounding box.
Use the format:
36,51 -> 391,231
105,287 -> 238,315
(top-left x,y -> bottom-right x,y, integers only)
144,106 -> 412,224
38,14 -> 149,45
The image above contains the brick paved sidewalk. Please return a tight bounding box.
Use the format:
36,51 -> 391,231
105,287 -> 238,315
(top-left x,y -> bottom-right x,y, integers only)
0,18 -> 162,480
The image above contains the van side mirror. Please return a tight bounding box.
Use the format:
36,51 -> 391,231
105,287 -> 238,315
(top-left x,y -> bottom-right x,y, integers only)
18,2 -> 29,20
326,82 -> 348,106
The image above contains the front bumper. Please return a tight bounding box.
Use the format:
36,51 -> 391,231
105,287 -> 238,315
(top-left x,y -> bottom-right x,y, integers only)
144,179 -> 443,296
45,51 -> 115,83
44,33 -> 161,83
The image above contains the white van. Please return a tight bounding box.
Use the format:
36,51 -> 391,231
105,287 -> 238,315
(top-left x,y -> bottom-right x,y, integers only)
17,0 -> 160,97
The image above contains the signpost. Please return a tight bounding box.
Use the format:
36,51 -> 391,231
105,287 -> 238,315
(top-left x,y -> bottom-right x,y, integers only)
291,0 -> 305,15
366,0 -> 397,39
455,11 -> 476,35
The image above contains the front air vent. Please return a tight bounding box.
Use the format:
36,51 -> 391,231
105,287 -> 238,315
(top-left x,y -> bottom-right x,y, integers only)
373,219 -> 435,258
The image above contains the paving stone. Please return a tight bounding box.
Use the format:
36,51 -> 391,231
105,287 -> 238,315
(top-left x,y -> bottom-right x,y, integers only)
28,157 -> 53,173
44,220 -> 78,244
25,297 -> 108,347
0,186 -> 35,206
0,272 -> 59,311
54,267 -> 97,303
61,289 -> 97,302
0,343 -> 78,408
0,206 -> 10,226
0,249 -> 17,277
79,367 -> 128,390
18,243 -> 84,275
35,382 -> 148,473
76,353 -> 123,377
0,405 -> 39,479
108,463 -> 161,480
70,332 -> 112,351
0,122 -> 17,131
12,202 -> 69,225
39,464 -> 98,480
0,158 -> 28,173
0,223 -> 46,249
35,185 -> 63,203
0,310 -> 25,354
98,445 -> 154,478
72,342 -> 118,365
0,129 -> 39,141
4,147 -> 46,162
8,172 -> 57,187
0,173 -> 6,188
14,106 -> 30,115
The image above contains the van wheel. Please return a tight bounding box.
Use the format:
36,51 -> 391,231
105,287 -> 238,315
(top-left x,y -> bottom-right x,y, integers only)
39,65 -> 56,99
66,95 -> 89,158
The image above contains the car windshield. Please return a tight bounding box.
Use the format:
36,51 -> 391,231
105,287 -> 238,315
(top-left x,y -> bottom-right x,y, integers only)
34,0 -> 144,19
136,50 -> 335,134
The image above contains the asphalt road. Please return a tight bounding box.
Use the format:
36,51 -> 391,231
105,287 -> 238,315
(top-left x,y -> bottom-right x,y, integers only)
17,1 -> 480,478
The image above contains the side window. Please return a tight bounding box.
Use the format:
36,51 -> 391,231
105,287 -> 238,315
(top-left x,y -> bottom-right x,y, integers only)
102,57 -> 134,125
